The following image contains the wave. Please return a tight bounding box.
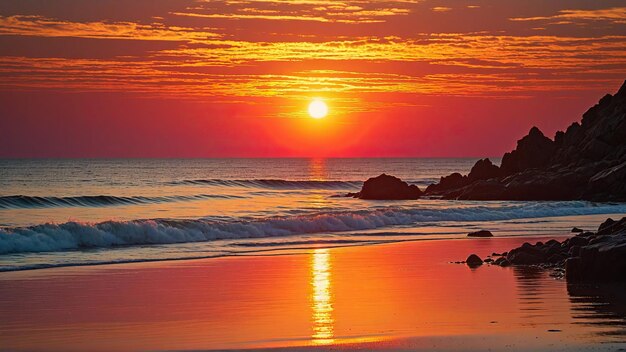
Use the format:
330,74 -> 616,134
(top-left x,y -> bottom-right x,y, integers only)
1,201 -> 625,255
170,178 -> 362,190
0,194 -> 243,209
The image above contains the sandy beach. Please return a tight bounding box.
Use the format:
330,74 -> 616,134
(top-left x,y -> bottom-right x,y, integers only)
1,235 -> 624,352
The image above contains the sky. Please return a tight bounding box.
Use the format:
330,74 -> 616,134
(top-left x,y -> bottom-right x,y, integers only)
1,0 -> 625,158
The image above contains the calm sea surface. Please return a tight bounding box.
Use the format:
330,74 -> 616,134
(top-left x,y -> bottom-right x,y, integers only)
1,158 -> 625,271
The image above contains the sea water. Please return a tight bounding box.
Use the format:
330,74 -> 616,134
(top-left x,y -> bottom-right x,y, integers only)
1,158 -> 625,271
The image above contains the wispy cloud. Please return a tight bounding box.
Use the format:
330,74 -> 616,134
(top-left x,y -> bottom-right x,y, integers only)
0,15 -> 221,41
510,7 -> 626,25
2,31 -> 625,109
431,7 -> 452,12
0,2 -> 625,116
174,0 -> 421,24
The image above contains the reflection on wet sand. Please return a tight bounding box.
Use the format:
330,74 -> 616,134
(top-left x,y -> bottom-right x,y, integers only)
311,248 -> 334,344
2,237 -> 626,351
513,265 -> 626,341
511,266 -> 560,320
568,283 -> 626,340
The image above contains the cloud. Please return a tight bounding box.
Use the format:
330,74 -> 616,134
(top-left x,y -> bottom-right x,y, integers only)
510,7 -> 626,25
173,0 -> 421,24
154,34 -> 626,71
0,1 -> 625,117
170,11 -> 335,23
2,31 -> 625,110
0,15 -> 221,42
431,7 -> 452,12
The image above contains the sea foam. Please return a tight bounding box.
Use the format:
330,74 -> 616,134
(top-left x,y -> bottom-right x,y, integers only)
2,201 -> 625,255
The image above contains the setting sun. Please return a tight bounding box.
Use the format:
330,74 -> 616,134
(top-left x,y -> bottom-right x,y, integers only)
308,99 -> 328,119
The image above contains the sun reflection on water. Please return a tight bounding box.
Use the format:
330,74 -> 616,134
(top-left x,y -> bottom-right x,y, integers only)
308,158 -> 327,181
311,248 -> 334,345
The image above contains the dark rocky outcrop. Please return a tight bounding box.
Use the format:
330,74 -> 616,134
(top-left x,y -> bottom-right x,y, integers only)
468,158 -> 501,182
423,81 -> 626,201
468,230 -> 493,237
350,174 -> 422,200
466,254 -> 483,267
494,257 -> 510,266
489,217 -> 626,283
424,172 -> 468,194
500,127 -> 556,175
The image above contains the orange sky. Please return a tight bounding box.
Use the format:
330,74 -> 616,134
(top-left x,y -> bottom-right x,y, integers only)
1,0 -> 625,157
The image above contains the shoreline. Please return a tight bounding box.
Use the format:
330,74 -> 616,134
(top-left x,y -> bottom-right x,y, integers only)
0,231 -> 582,274
2,234 -> 625,351
4,210 -> 626,274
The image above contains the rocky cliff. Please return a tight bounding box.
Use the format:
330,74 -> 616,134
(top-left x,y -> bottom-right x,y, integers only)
424,80 -> 626,201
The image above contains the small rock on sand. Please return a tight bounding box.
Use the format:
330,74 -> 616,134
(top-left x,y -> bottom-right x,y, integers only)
466,254 -> 483,267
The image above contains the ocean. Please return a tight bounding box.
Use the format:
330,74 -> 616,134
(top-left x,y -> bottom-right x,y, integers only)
1,158 -> 625,272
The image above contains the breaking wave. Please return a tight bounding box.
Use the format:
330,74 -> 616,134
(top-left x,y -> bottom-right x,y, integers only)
0,194 -> 244,209
169,178 -> 363,190
1,201 -> 625,255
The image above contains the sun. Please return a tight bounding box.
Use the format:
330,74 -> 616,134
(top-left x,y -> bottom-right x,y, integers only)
308,99 -> 328,119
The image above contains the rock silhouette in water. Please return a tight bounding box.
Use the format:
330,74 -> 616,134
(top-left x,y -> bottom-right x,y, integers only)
351,174 -> 422,200
467,230 -> 493,238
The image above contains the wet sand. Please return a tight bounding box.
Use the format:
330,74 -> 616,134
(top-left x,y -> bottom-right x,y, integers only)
1,236 -> 625,351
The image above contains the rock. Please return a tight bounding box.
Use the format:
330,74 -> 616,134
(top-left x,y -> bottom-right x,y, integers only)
484,258 -> 494,263
568,232 -> 626,282
353,174 -> 422,200
588,235 -> 610,245
494,257 -> 510,267
506,243 -> 546,265
545,239 -> 561,248
599,218 -> 616,231
467,158 -> 501,182
507,251 -> 544,265
488,216 -> 626,282
565,257 -> 583,280
425,172 -> 467,194
586,160 -> 626,199
569,236 -> 589,247
569,245 -> 581,257
541,242 -> 561,257
455,179 -> 507,200
421,81 -> 626,202
547,253 -> 567,264
466,254 -> 483,267
467,230 -> 493,238
500,126 -> 556,175
571,227 -> 584,233
597,217 -> 626,236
